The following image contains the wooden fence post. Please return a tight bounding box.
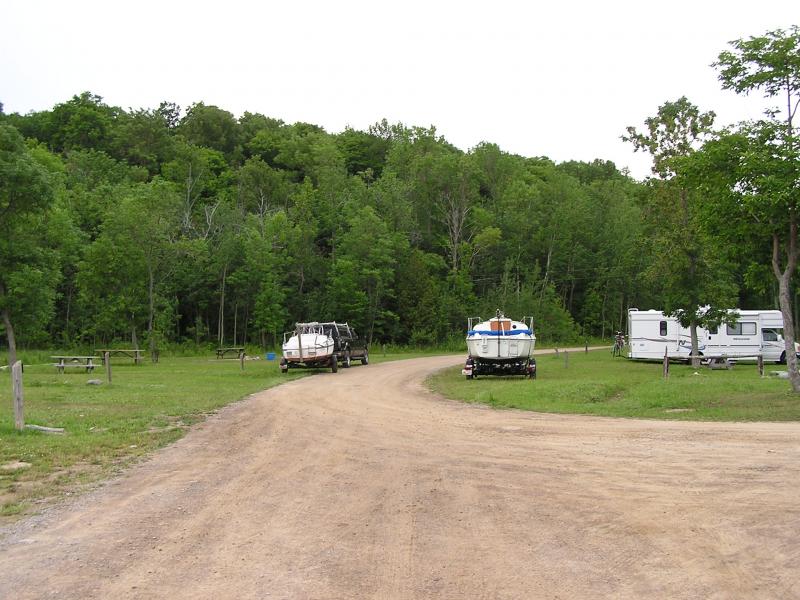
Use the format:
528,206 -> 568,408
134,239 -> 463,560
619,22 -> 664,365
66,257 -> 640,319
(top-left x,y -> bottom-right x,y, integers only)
564,350 -> 569,368
105,352 -> 112,384
757,354 -> 764,377
240,351 -> 245,371
662,347 -> 669,379
12,361 -> 24,431
585,341 -> 588,354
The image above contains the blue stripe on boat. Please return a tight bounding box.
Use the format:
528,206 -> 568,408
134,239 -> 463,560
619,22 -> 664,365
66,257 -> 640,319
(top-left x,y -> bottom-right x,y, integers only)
467,329 -> 533,336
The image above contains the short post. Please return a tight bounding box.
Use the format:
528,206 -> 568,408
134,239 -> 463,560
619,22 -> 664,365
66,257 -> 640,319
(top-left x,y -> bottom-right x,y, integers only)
564,350 -> 569,368
105,352 -> 112,384
382,343 -> 386,357
12,361 -> 24,431
757,354 -> 764,377
585,340 -> 588,354
662,347 -> 670,379
240,351 -> 246,371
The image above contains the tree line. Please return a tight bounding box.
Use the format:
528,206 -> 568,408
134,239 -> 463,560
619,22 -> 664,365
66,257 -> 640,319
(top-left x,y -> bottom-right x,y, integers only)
1,26 -> 798,383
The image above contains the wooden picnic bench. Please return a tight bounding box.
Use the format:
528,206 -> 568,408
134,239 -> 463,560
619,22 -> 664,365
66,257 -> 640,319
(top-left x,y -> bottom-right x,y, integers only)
95,349 -> 143,365
216,347 -> 245,359
52,356 -> 98,374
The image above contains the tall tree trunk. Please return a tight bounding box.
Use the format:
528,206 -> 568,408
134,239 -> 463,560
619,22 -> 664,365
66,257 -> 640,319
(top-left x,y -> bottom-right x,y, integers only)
233,302 -> 238,347
218,265 -> 227,346
1,293 -> 18,367
600,285 -> 608,341
539,235 -> 555,305
243,305 -> 249,348
147,265 -> 156,356
690,321 -> 701,368
772,225 -> 800,392
64,283 -> 73,345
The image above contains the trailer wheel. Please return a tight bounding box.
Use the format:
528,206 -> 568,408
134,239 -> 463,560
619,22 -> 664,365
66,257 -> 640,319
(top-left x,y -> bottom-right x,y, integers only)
343,350 -> 351,368
361,351 -> 369,365
331,354 -> 338,373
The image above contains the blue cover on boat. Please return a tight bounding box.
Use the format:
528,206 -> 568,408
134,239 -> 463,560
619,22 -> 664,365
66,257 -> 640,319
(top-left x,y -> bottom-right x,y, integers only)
466,329 -> 533,336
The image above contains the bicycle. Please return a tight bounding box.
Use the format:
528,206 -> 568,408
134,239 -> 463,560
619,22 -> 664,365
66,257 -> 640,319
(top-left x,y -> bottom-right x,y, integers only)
612,333 -> 625,357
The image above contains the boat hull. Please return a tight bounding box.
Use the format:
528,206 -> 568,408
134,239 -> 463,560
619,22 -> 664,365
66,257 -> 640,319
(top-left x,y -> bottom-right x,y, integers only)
282,333 -> 334,364
466,335 -> 534,360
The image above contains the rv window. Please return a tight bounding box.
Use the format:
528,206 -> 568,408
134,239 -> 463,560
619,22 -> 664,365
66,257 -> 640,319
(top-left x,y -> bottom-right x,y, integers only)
726,322 -> 757,335
762,328 -> 779,342
659,321 -> 667,336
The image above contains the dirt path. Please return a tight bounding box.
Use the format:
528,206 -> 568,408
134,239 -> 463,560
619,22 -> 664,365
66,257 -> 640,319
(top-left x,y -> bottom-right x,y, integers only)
1,353 -> 799,599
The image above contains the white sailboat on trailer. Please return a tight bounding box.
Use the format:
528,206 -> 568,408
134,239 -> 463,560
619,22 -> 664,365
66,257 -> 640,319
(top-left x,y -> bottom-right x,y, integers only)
280,322 -> 337,372
462,310 -> 537,379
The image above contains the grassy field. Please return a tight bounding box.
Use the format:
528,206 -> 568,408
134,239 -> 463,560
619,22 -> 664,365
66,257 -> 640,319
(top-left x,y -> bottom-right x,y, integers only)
0,348 -> 458,520
428,350 -> 800,422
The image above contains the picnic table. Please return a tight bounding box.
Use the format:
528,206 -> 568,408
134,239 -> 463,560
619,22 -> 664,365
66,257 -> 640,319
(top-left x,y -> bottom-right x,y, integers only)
52,356 -> 99,374
216,347 -> 245,359
95,349 -> 143,365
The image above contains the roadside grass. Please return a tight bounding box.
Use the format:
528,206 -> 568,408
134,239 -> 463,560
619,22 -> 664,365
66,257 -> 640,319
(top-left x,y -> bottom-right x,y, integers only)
0,355 -> 307,521
427,350 -> 800,422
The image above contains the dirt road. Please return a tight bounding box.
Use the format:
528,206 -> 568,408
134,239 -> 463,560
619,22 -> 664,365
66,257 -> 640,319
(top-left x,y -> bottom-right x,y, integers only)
2,354 -> 800,599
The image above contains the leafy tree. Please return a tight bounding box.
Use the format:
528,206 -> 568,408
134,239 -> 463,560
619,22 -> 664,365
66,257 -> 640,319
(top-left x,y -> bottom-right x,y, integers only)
78,180 -> 181,354
336,127 -> 391,179
395,250 -> 448,344
237,157 -> 293,231
178,102 -> 240,160
0,124 -> 58,365
624,97 -> 737,366
161,140 -> 231,237
711,26 -> 800,390
48,92 -> 120,154
111,107 -> 177,174
329,205 -> 406,343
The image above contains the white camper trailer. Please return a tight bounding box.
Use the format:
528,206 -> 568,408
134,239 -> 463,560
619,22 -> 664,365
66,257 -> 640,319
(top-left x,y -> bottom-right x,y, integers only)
627,309 -> 798,363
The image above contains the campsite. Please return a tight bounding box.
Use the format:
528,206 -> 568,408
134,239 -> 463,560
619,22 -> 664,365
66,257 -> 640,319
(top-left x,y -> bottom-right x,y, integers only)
2,13 -> 800,600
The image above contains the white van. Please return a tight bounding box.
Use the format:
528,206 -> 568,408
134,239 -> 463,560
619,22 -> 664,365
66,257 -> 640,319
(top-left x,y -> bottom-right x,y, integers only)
627,309 -> 798,363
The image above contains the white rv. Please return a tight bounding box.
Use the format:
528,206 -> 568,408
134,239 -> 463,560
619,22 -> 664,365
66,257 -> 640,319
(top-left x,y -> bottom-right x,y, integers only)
627,308 -> 798,363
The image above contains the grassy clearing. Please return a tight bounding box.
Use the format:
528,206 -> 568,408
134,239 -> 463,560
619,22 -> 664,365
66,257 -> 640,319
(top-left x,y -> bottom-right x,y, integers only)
0,355 -> 307,521
427,350 -> 800,422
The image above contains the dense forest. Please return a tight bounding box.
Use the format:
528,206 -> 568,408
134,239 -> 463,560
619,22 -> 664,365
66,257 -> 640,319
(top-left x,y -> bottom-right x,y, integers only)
1,26 -> 798,364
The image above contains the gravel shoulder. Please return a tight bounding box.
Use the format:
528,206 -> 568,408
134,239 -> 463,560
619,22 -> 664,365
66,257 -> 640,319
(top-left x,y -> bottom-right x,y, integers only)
1,353 -> 799,599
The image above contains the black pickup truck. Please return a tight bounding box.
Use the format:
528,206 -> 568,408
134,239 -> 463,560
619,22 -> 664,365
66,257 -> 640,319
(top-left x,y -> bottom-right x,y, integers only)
322,322 -> 369,368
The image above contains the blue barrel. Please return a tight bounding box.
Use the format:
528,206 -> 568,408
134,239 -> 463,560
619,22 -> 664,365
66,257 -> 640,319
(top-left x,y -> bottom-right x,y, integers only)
266,352 -> 276,361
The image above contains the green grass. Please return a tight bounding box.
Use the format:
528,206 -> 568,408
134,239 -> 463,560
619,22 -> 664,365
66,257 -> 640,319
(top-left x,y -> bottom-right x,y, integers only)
427,350 -> 800,422
0,355 -> 308,521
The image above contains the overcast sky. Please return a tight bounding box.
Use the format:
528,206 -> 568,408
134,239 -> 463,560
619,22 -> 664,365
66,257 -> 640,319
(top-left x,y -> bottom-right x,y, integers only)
2,1 -> 795,179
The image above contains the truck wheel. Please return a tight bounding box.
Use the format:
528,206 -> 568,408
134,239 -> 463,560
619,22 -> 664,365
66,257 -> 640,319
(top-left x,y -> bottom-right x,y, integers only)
344,350 -> 351,368
361,351 -> 369,365
331,354 -> 338,373
779,351 -> 786,365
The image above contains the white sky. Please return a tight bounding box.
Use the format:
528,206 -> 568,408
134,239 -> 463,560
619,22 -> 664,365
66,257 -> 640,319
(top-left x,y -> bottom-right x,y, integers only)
2,0 -> 795,179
